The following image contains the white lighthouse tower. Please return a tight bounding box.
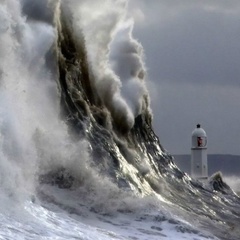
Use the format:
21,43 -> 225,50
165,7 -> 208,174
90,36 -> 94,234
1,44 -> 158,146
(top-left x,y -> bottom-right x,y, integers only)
191,124 -> 208,180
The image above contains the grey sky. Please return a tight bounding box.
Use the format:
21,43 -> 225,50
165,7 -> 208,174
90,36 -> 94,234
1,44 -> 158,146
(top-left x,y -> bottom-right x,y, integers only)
129,0 -> 240,155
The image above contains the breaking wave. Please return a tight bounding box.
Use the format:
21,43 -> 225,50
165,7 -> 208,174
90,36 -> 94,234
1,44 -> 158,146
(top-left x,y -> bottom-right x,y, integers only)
0,1 -> 239,239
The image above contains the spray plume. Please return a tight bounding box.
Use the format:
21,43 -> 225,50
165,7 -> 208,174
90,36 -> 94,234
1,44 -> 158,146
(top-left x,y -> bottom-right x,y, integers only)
64,0 -> 150,132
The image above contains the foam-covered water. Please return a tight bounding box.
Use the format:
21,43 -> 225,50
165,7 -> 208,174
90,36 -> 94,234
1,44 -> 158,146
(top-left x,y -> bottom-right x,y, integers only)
0,1 -> 239,240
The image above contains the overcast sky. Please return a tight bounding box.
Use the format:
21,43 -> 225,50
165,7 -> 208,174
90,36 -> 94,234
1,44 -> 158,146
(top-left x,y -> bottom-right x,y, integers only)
129,0 -> 240,155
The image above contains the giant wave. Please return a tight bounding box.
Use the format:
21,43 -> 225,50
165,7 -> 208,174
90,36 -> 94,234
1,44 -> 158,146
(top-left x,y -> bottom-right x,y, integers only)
0,1 -> 239,239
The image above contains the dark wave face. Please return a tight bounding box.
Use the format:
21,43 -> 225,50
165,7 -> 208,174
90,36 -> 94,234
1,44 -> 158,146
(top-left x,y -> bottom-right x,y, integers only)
0,1 -> 240,240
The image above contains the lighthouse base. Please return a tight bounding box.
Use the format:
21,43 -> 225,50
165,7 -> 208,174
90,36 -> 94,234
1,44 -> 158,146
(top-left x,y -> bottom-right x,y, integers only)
191,148 -> 208,179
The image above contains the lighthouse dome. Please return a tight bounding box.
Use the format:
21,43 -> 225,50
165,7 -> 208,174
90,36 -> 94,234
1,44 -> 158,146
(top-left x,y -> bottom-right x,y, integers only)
192,124 -> 207,148
192,124 -> 207,137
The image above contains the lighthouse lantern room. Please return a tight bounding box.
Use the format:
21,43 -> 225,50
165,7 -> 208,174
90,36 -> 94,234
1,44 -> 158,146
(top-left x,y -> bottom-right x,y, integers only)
191,124 -> 208,179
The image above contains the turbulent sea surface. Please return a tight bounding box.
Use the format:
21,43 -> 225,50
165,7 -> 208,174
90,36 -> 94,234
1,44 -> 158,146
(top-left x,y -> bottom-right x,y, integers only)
0,1 -> 240,239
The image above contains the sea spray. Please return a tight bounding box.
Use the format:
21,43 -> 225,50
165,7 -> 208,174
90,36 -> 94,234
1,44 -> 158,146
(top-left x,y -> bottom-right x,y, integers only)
62,0 -> 150,133
0,0 -> 60,200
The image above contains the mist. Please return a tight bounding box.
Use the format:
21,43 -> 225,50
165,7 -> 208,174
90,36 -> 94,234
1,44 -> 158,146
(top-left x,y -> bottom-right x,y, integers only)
225,176 -> 240,194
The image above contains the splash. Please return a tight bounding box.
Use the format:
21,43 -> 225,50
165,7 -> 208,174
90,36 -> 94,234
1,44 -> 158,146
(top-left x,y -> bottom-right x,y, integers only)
225,176 -> 240,194
63,0 -> 149,132
0,0 -> 151,199
0,0 -> 63,199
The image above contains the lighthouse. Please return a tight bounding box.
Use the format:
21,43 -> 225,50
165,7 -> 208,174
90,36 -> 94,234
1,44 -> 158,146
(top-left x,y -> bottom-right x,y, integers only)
191,124 -> 208,180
